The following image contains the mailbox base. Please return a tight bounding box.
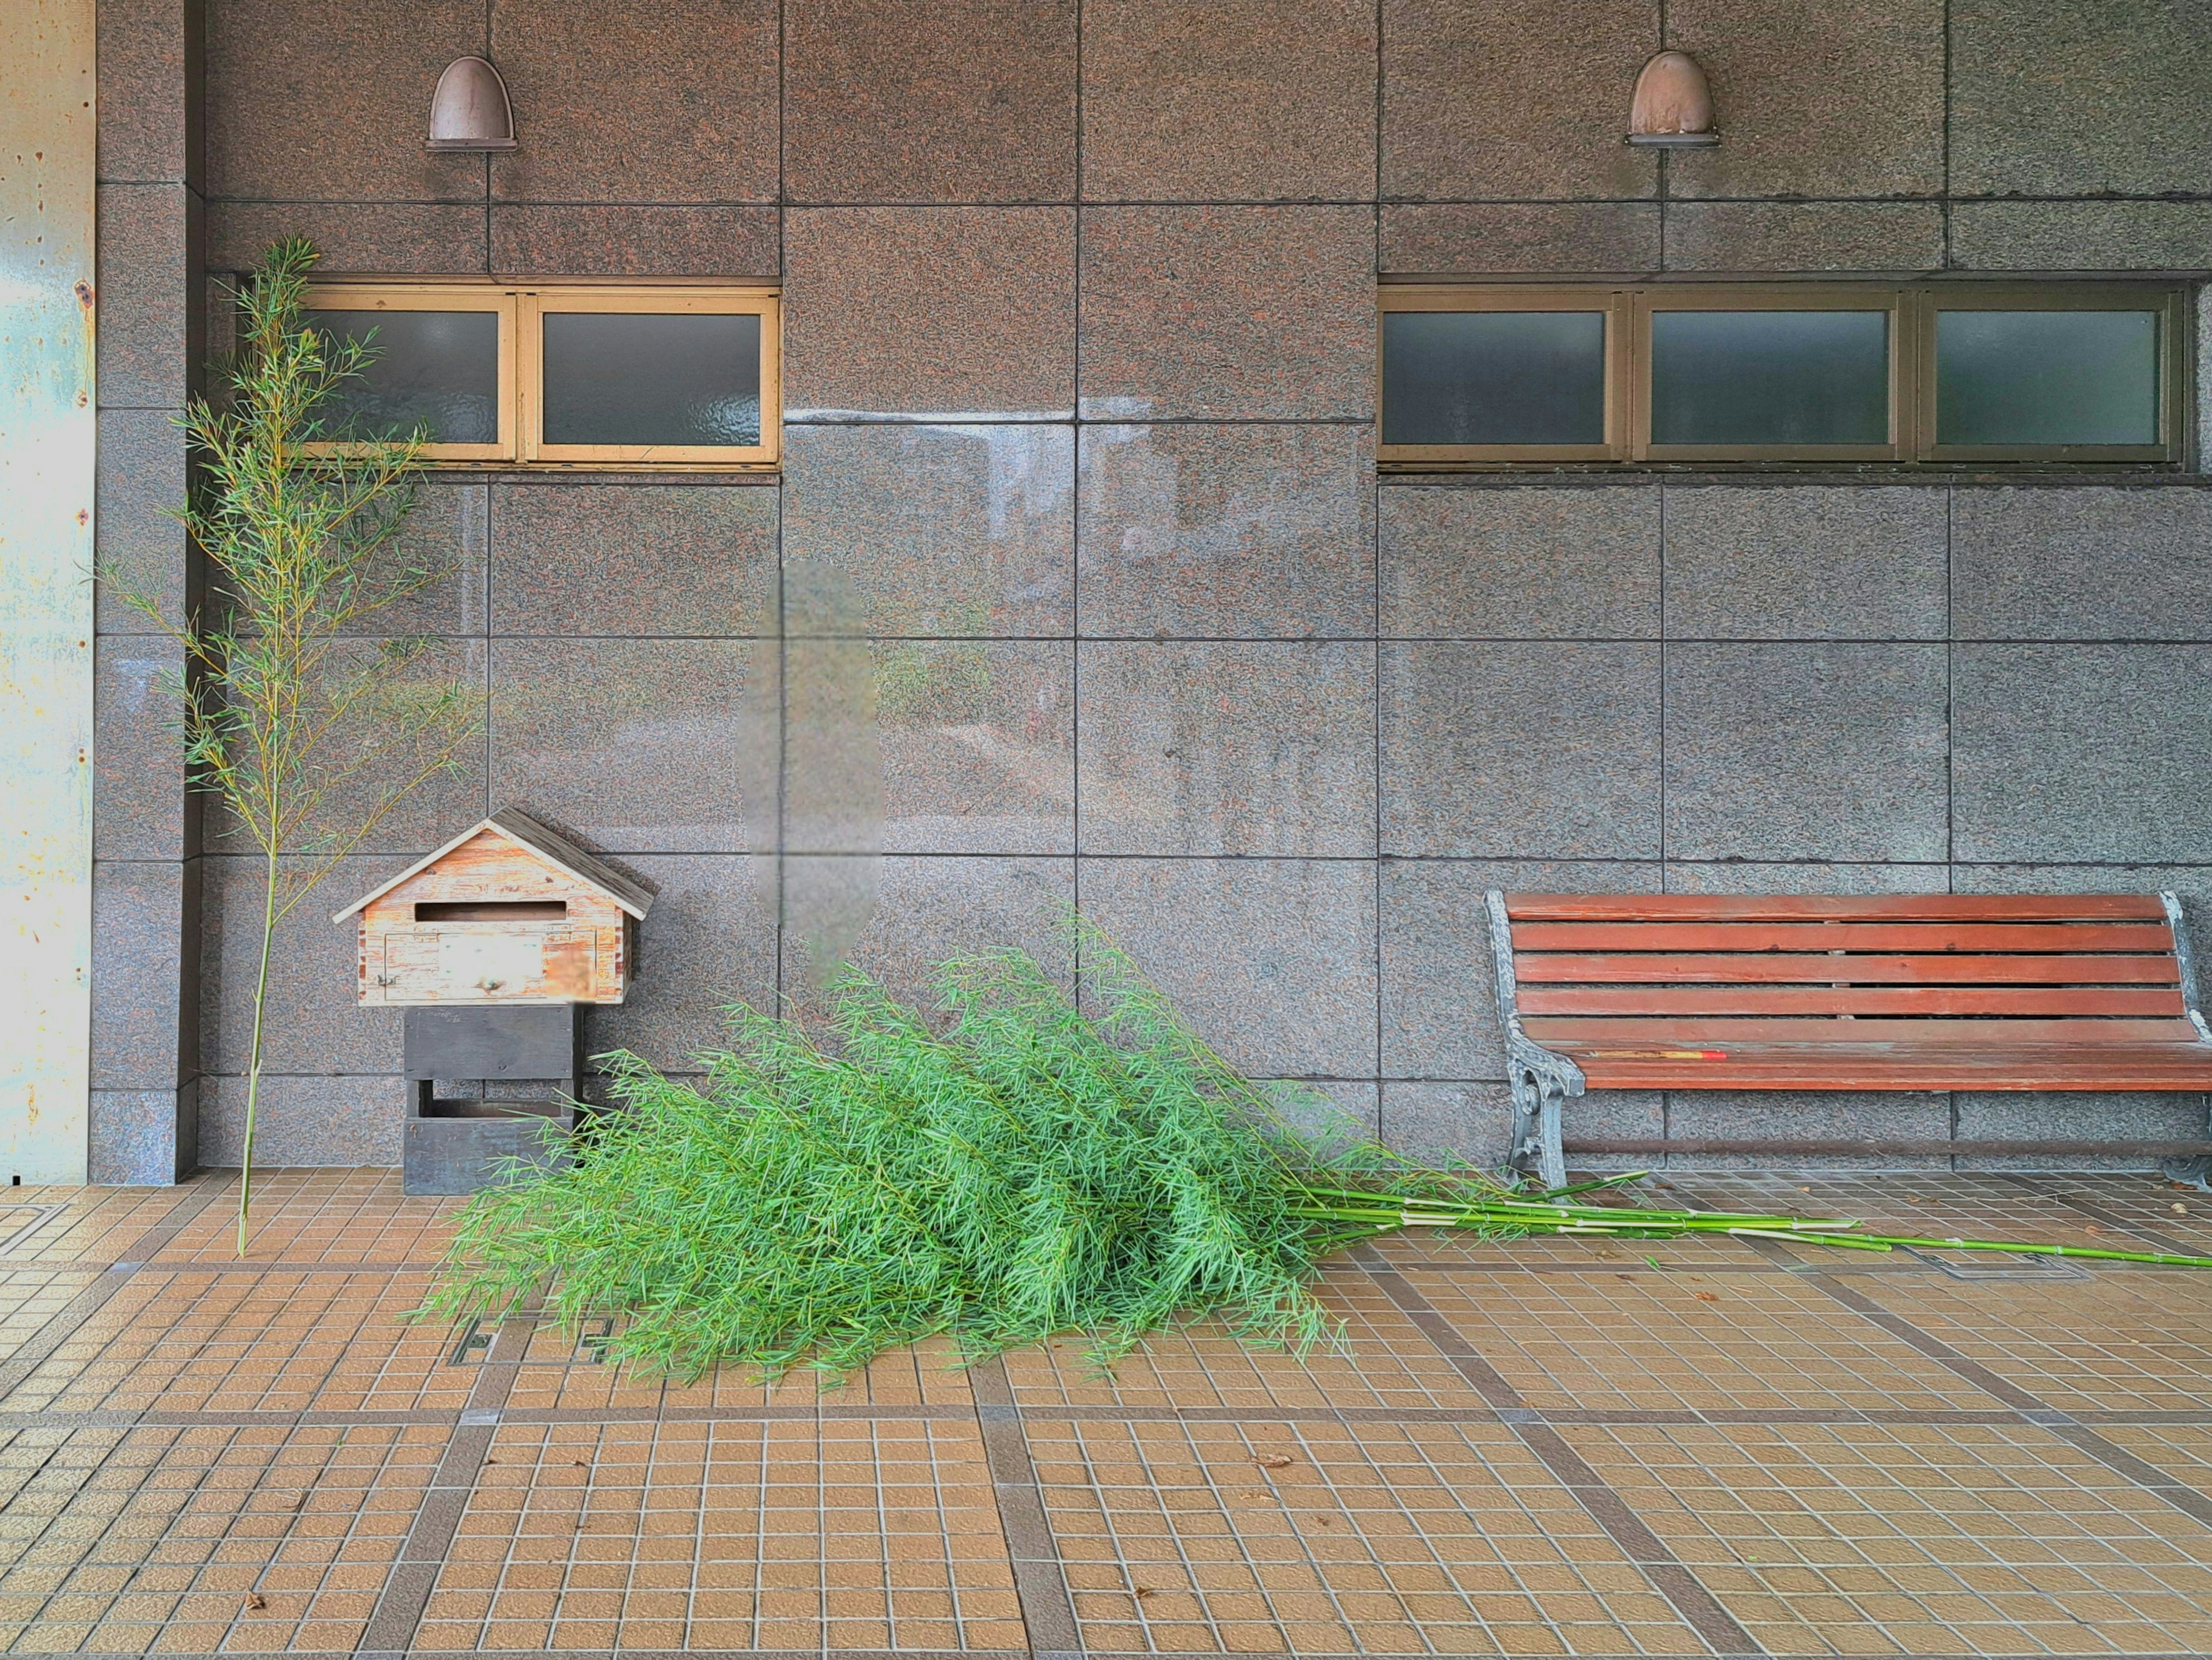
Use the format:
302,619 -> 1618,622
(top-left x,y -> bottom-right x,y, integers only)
404,1109 -> 571,1196
402,1004 -> 582,1196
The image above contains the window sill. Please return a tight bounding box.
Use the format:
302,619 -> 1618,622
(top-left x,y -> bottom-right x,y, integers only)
1377,462 -> 2205,486
415,462 -> 781,483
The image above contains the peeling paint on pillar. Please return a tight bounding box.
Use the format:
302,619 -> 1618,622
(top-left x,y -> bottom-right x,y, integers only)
0,0 -> 96,1183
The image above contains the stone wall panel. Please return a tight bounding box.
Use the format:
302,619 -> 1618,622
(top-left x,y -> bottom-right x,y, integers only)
108,2 -> 2212,1169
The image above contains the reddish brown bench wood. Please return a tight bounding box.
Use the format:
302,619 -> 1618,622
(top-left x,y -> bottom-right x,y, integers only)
1484,891 -> 2212,1188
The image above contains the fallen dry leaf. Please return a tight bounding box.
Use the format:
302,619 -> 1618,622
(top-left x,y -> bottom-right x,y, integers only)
245,1594 -> 267,1612
2174,1203 -> 2191,1215
1249,1453 -> 1292,1469
571,1459 -> 589,1467
1695,1292 -> 1720,1303
483,1458 -> 500,1465
1134,1587 -> 1156,1598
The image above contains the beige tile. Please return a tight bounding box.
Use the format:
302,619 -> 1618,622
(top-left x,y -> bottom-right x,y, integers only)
1569,1419 -> 2212,1657
430,1417 -> 1015,1652
1003,1270 -> 1492,1413
3,1269 -> 470,1416
1030,1416 -> 1705,1655
1408,1267 -> 1997,1416
0,1420 -> 438,1656
1857,1271 -> 2212,1413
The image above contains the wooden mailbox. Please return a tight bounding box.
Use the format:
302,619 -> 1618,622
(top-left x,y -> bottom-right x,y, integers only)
334,810 -> 652,1006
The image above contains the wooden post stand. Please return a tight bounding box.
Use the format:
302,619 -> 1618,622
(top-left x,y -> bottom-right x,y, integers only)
402,1004 -> 583,1195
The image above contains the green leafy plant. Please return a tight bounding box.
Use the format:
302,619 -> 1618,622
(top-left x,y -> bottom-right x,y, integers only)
423,922 -> 2212,1382
107,238 -> 480,1254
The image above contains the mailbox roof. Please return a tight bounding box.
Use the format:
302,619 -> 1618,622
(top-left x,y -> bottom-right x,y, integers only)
331,810 -> 654,923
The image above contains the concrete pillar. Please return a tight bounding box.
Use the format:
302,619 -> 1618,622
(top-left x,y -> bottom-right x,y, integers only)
0,0 -> 99,1185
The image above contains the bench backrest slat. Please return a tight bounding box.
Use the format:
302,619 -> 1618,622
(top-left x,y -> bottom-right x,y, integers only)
1506,894 -> 2167,923
1499,891 -> 2202,1048
1518,1015 -> 2201,1045
1512,920 -> 2172,954
1514,952 -> 2183,986
1517,986 -> 2186,1019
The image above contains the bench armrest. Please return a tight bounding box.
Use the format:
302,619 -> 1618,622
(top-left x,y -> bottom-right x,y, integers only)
2164,893 -> 2212,1044
1483,890 -> 1585,1097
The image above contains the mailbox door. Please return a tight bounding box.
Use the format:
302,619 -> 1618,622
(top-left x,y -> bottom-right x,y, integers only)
366,924 -> 596,1003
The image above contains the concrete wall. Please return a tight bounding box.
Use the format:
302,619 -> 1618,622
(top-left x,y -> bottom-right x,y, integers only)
90,0 -> 2212,1175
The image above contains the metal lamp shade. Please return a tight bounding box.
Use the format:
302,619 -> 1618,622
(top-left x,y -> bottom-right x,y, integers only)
428,56 -> 516,150
1626,51 -> 1718,147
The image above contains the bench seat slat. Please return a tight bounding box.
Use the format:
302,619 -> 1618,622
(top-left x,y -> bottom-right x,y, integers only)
1512,920 -> 2173,954
1559,1041 -> 2212,1092
1521,1015 -> 2202,1044
1516,985 -> 2187,1018
1504,893 -> 2167,923
1513,952 -> 2183,986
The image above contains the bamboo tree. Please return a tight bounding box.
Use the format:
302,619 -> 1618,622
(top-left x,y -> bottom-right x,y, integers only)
108,239 -> 480,1254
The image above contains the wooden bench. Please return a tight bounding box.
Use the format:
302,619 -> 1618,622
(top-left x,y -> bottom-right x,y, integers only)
1484,891 -> 2212,1189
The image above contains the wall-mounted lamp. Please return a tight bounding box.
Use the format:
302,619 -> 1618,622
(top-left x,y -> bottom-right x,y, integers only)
1625,51 -> 1718,148
427,56 -> 516,151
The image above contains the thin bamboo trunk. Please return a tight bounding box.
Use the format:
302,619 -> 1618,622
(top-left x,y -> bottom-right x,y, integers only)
238,852 -> 278,1256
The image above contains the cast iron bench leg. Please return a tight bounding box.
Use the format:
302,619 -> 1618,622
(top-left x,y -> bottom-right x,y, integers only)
1537,1079 -> 1567,1192
1508,1066 -> 1569,1192
1507,1069 -> 1541,1181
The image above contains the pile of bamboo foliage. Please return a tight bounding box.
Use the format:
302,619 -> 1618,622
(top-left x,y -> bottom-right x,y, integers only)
424,928 -> 2212,1379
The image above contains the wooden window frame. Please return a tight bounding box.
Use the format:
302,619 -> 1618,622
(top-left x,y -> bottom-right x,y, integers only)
302,280 -> 782,471
1376,286 -> 1630,464
1632,283 -> 1910,463
303,284 -> 518,462
1380,280 -> 2190,470
521,286 -> 779,467
1912,283 -> 2187,465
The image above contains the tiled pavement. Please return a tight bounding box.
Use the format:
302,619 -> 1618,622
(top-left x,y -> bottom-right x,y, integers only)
2,1171 -> 2212,1657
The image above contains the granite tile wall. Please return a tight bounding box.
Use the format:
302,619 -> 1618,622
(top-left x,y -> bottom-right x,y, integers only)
89,0 -> 204,1184
89,0 -> 2212,1175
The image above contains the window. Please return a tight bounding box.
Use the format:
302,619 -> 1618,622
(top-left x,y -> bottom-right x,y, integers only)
304,283 -> 780,468
1378,283 -> 2186,467
1921,287 -> 2176,462
1380,298 -> 1619,459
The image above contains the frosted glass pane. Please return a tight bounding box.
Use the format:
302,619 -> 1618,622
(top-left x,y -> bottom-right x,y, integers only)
1382,311 -> 1607,445
1937,309 -> 2159,445
541,311 -> 761,447
1650,311 -> 1889,445
306,309 -> 499,444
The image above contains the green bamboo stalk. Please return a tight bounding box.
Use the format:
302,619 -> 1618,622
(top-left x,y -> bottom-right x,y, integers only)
1287,1192 -> 2212,1268
1797,1231 -> 2212,1269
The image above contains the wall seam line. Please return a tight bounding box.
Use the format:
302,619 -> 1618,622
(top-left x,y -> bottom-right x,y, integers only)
1071,0 -> 1085,981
